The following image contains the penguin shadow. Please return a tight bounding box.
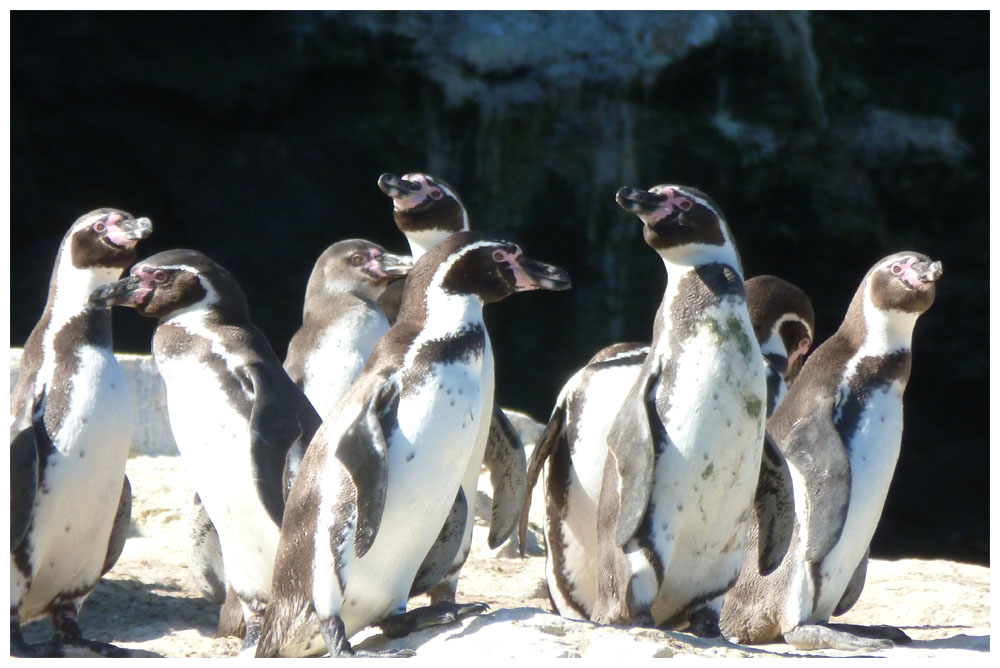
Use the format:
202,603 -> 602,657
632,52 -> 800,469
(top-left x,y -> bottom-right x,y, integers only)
898,627 -> 990,652
20,575 -> 220,649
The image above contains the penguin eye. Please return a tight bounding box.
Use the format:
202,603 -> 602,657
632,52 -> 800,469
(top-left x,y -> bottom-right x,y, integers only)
350,254 -> 365,266
93,221 -> 107,233
492,250 -> 506,262
430,190 -> 444,200
151,269 -> 168,283
891,263 -> 904,275
677,199 -> 693,211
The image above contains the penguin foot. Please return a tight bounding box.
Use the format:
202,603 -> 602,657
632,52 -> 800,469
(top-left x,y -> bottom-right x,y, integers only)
48,606 -> 133,657
320,615 -> 416,658
631,612 -> 657,628
784,623 -> 895,651
828,622 -> 912,645
686,607 -> 722,638
376,602 -> 490,639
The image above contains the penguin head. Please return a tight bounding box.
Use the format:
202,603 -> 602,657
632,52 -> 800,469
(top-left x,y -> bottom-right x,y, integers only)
377,172 -> 469,258
65,208 -> 153,271
308,239 -> 413,303
616,184 -> 738,267
398,231 -> 570,317
90,249 -> 250,322
866,251 -> 942,315
745,275 -> 815,376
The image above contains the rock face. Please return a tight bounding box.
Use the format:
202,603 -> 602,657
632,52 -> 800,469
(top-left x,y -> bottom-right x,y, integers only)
16,456 -> 990,659
9,10 -> 987,567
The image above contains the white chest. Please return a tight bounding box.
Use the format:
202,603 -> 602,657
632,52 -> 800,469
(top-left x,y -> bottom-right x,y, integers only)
812,384 -> 904,619
301,309 -> 389,420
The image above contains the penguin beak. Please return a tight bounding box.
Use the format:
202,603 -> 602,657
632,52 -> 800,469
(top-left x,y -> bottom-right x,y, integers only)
925,260 -> 943,282
508,256 -> 572,292
378,173 -> 422,199
104,216 -> 153,249
376,252 -> 413,278
89,275 -> 147,308
616,187 -> 667,215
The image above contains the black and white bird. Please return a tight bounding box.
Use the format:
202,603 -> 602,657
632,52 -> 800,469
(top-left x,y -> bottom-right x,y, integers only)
255,231 -> 571,657
89,249 -> 321,654
520,184 -> 792,636
377,172 -> 529,604
720,252 -> 942,651
11,208 -> 152,657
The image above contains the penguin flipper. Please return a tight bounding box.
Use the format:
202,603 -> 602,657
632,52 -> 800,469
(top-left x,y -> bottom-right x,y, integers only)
335,378 -> 401,559
833,548 -> 869,616
603,367 -> 660,548
483,404 -> 527,549
101,474 -> 132,576
519,397 -> 567,556
409,487 -> 468,597
753,433 -> 795,575
244,362 -> 322,528
10,390 -> 48,551
10,425 -> 39,551
779,410 -> 851,564
375,277 -> 406,325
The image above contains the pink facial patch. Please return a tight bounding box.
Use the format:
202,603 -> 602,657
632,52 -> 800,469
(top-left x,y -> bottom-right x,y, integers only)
892,257 -> 923,288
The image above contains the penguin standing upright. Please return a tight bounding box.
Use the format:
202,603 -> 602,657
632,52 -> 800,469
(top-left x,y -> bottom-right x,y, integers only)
377,172 -> 529,603
11,208 -> 152,657
720,252 -> 942,651
284,239 -> 413,421
520,184 -> 792,635
256,231 -> 571,657
89,249 -> 321,654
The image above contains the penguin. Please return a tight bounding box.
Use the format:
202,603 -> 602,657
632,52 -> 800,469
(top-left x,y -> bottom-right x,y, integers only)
745,275 -> 815,417
719,252 -> 942,651
255,231 -> 571,657
519,275 -> 815,618
283,239 -> 413,422
10,208 -> 152,657
377,172 -> 528,604
203,239 -> 414,638
88,249 -> 321,654
519,184 -> 793,636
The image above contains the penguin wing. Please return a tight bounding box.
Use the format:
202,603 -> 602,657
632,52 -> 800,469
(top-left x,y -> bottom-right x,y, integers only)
101,474 -> 132,576
334,377 -> 401,559
409,487 -> 469,597
244,362 -> 322,527
834,547 -> 869,615
518,395 -> 567,556
483,404 -> 527,549
780,410 -> 851,564
753,433 -> 795,575
10,390 -> 48,551
604,367 -> 660,548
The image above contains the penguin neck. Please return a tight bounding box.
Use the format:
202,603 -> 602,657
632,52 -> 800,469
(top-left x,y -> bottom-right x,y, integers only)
651,247 -> 744,347
841,280 -> 918,356
417,289 -> 485,342
405,228 -> 456,261
44,248 -> 123,334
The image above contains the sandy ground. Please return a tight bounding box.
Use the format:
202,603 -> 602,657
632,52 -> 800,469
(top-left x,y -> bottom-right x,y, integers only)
18,455 -> 990,658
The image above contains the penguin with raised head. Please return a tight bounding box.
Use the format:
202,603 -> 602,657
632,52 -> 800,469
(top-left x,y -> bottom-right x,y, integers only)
521,184 -> 793,636
256,231 -> 571,657
519,276 -> 813,627
377,172 -> 528,604
720,252 -> 942,651
11,208 -> 152,657
89,249 -> 321,654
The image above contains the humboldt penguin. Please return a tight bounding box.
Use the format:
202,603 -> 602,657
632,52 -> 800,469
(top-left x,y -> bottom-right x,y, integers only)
255,231 -> 571,657
520,184 -> 792,636
378,172 -> 528,604
720,252 -> 942,651
11,208 -> 152,657
89,249 -> 321,654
